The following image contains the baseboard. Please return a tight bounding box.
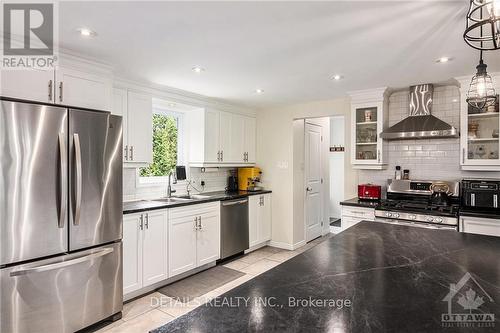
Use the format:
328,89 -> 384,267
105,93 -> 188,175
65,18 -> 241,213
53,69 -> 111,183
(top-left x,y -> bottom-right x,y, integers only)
268,239 -> 306,251
245,241 -> 270,253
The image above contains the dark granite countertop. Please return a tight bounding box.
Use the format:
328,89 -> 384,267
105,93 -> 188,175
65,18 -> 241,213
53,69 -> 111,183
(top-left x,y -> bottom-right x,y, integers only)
460,208 -> 500,220
340,197 -> 381,208
123,190 -> 272,214
153,221 -> 500,333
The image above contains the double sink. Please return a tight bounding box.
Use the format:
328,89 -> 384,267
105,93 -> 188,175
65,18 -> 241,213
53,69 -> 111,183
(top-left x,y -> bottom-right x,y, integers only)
149,194 -> 212,204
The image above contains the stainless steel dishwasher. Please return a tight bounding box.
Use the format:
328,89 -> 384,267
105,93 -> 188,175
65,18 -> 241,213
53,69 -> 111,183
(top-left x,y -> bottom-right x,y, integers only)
220,198 -> 249,259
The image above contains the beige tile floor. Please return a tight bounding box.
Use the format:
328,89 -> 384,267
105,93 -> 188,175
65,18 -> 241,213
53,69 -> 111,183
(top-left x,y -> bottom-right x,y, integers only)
93,234 -> 332,333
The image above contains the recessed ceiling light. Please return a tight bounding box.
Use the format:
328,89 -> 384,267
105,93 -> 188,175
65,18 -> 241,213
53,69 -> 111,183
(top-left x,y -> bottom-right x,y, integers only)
333,74 -> 343,81
255,88 -> 264,94
78,28 -> 97,37
192,66 -> 205,73
436,57 -> 452,63
452,99 -> 458,103
168,102 -> 176,107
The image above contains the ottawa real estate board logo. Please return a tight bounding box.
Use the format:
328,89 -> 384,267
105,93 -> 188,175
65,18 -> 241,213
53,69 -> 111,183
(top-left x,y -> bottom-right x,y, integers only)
442,272 -> 495,328
2,2 -> 58,69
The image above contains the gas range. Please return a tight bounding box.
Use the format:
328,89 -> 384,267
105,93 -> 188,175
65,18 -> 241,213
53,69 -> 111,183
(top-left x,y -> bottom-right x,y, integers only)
373,179 -> 460,230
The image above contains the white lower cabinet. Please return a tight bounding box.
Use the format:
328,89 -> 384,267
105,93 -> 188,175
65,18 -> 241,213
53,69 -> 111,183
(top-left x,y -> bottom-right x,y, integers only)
461,216 -> 500,237
169,202 -> 220,277
123,210 -> 167,295
249,194 -> 272,248
341,206 -> 375,231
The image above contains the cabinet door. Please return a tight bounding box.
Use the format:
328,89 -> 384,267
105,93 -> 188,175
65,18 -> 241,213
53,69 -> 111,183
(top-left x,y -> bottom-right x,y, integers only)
142,211 -> 168,287
55,67 -> 112,110
244,116 -> 256,163
248,196 -> 260,247
259,194 -> 272,242
219,111 -> 232,163
123,214 -> 143,295
341,216 -> 362,230
127,91 -> 152,163
169,215 -> 197,277
0,68 -> 55,103
352,105 -> 379,164
462,216 -> 500,237
204,109 -> 220,163
196,211 -> 220,266
228,114 -> 245,163
112,88 -> 129,161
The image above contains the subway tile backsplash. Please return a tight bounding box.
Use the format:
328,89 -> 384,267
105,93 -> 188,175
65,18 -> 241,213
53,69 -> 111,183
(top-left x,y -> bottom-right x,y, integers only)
123,167 -> 233,201
358,85 -> 500,187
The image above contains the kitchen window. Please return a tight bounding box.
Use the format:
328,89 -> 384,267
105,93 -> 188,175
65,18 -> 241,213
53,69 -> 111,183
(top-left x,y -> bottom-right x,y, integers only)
139,106 -> 185,184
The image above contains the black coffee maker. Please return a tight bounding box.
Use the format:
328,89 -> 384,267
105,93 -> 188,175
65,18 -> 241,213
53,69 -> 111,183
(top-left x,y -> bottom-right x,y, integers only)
227,175 -> 239,192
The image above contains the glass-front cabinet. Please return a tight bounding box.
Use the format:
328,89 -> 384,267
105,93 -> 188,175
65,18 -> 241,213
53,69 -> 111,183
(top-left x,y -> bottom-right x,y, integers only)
350,88 -> 389,169
458,75 -> 500,171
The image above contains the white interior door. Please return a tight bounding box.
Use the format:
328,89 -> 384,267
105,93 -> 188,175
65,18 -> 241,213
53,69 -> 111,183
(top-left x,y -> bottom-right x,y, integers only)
305,123 -> 323,242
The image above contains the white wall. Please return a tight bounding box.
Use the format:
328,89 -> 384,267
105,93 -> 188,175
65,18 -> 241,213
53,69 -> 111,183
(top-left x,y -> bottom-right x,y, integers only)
358,85 -> 500,189
329,116 -> 345,219
256,97 -> 357,248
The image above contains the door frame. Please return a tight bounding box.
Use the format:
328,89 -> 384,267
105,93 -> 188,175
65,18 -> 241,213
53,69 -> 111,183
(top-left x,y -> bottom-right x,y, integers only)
304,121 -> 324,242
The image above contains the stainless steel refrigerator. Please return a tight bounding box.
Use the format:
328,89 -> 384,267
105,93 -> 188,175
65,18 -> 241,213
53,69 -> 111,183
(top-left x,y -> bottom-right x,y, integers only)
0,99 -> 123,333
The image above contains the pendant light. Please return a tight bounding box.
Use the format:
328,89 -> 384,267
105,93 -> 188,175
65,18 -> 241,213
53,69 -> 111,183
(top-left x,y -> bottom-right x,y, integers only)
464,0 -> 500,51
466,51 -> 497,110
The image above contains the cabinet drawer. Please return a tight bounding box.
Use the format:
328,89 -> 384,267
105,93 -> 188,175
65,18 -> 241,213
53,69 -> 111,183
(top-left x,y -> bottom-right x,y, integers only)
341,206 -> 375,220
169,202 -> 220,220
461,216 -> 500,237
342,216 -> 363,230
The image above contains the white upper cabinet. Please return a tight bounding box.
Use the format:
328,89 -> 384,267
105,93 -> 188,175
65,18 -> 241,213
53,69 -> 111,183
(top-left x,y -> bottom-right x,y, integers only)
112,88 -> 153,165
457,75 -> 500,171
244,116 -> 256,163
1,63 -> 112,111
349,87 -> 389,170
127,91 -> 153,164
55,66 -> 112,111
0,68 -> 55,103
188,108 -> 256,167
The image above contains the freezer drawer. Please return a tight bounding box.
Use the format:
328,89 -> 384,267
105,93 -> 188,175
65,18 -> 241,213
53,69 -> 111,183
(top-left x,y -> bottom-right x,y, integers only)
1,242 -> 123,333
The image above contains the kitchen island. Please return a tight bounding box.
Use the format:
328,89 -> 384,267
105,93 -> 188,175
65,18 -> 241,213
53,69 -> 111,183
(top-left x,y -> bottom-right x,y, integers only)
153,221 -> 500,333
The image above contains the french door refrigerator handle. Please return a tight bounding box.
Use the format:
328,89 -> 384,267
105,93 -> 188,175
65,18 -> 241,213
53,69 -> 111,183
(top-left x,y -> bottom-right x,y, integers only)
73,133 -> 83,226
58,133 -> 67,229
9,248 -> 114,277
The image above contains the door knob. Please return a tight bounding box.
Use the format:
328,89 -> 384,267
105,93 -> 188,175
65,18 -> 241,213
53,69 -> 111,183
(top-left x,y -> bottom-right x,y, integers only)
306,187 -> 313,192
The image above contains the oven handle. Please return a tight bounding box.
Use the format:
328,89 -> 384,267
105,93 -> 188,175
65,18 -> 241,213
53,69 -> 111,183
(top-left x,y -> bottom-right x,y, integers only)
374,218 -> 457,231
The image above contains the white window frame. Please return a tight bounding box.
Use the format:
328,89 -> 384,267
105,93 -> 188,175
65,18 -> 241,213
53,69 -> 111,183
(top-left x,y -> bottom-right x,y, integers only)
137,106 -> 188,186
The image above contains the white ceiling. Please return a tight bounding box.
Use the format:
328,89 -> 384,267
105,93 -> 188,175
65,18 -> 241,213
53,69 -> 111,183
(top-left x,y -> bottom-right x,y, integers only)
59,1 -> 500,109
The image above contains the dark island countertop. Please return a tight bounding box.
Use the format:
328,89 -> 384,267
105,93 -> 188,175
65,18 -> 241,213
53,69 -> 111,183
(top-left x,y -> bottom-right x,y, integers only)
340,197 -> 381,208
123,190 -> 272,214
153,221 -> 500,333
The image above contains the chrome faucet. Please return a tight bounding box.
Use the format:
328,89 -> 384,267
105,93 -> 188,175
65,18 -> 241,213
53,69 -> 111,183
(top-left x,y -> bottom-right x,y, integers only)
167,172 -> 177,198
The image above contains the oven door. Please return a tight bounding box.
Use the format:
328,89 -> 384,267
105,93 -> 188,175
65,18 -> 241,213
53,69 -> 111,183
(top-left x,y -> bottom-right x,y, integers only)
374,217 -> 458,231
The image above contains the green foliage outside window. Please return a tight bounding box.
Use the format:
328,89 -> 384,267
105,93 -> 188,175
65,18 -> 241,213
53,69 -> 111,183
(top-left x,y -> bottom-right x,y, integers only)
140,113 -> 178,177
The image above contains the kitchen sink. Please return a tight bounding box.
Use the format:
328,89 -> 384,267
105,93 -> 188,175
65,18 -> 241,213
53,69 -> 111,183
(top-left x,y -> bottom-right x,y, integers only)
150,197 -> 192,204
174,194 -> 212,200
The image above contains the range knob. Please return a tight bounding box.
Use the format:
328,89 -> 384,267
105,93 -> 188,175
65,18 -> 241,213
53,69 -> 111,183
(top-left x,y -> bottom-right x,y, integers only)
426,216 -> 434,222
386,212 -> 392,218
409,214 -> 417,220
393,213 -> 400,218
436,217 -> 443,223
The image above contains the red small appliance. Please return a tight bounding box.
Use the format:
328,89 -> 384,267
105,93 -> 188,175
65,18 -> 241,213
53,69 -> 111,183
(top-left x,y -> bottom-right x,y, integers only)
358,184 -> 381,200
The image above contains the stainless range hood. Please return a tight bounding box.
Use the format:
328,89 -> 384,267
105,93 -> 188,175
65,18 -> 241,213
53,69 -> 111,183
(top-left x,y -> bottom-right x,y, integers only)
380,84 -> 459,140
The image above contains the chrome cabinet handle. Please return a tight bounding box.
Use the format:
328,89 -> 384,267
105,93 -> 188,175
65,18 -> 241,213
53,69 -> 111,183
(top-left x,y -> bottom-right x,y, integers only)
58,133 -> 67,229
199,216 -> 202,230
221,150 -> 223,161
73,134 -> 82,226
145,213 -> 149,229
194,216 -> 199,230
130,146 -> 134,161
59,81 -> 63,102
124,145 -> 128,161
217,151 -> 220,161
462,148 -> 465,164
48,80 -> 53,101
10,248 -> 114,277
139,214 -> 144,230
377,149 -> 381,163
